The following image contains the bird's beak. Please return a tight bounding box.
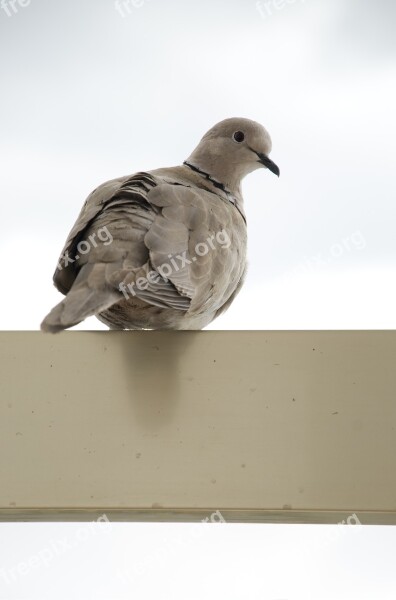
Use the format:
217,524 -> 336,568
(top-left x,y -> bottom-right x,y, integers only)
256,152 -> 280,177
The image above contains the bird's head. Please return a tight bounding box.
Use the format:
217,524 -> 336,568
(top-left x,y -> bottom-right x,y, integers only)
185,117 -> 279,194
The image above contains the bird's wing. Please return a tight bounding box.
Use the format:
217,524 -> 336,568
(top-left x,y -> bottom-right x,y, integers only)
144,182 -> 246,314
53,173 -> 154,294
99,181 -> 203,312
98,180 -> 243,314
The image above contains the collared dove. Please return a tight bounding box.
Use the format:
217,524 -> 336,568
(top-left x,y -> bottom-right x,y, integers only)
41,117 -> 279,332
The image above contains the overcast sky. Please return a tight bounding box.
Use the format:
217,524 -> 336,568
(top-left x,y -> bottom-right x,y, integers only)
0,1 -> 395,598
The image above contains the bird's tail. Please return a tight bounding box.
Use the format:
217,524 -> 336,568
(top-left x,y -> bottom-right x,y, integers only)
41,265 -> 120,333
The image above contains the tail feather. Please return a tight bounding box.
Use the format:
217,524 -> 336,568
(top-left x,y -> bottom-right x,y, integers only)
41,264 -> 120,333
41,289 -> 119,332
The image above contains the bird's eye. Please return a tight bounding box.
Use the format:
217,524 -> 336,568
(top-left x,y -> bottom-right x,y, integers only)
233,131 -> 245,143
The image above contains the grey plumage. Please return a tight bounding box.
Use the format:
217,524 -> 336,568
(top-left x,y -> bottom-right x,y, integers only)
41,117 -> 279,332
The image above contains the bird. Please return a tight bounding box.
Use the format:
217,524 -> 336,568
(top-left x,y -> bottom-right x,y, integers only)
41,117 -> 279,333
